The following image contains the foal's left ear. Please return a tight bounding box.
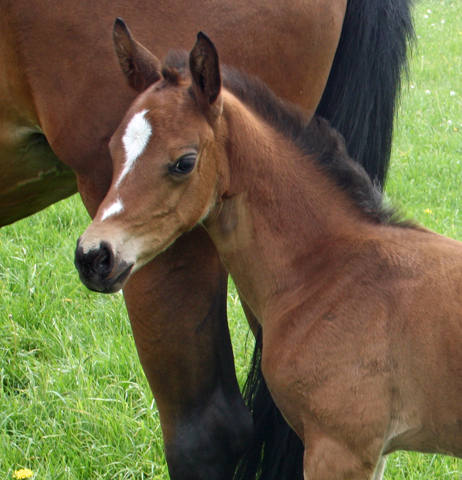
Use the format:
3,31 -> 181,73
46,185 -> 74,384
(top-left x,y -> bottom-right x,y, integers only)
189,32 -> 223,118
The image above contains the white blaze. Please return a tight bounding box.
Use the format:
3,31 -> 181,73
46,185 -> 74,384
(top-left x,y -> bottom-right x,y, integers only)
101,197 -> 124,221
116,109 -> 152,186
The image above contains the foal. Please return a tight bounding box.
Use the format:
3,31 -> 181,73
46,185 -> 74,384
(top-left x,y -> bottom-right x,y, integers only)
75,34 -> 462,479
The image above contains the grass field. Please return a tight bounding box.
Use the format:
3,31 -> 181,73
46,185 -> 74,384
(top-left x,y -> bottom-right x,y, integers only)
1,1 -> 461,478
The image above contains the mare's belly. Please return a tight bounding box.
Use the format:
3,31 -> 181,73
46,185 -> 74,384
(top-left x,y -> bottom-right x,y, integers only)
0,127 -> 77,226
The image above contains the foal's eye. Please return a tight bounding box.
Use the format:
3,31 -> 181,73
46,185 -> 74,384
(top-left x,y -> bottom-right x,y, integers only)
169,154 -> 197,175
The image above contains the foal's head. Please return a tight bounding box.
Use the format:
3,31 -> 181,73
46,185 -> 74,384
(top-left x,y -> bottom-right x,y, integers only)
75,20 -> 227,292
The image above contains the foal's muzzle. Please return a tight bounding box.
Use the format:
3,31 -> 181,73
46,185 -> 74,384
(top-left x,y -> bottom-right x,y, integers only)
74,238 -> 133,293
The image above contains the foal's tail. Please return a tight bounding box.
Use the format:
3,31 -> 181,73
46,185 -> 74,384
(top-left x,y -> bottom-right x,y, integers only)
317,0 -> 415,186
234,1 -> 414,479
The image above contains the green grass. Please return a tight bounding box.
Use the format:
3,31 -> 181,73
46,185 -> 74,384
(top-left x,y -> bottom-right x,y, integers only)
384,3 -> 462,474
1,0 -> 461,478
0,201 -> 168,479
387,0 -> 462,236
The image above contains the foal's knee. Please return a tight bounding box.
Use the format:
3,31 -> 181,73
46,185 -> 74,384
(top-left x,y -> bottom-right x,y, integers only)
303,433 -> 383,480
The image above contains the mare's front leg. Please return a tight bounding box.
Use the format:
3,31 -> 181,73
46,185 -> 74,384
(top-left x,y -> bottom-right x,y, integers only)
122,226 -> 253,480
76,166 -> 252,478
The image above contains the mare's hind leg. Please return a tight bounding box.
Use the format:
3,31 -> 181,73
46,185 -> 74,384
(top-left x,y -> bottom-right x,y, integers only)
122,226 -> 253,480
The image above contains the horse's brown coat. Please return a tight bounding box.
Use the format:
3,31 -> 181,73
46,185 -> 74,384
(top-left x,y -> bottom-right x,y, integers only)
0,0 -> 346,225
1,2 -> 350,477
76,34 -> 462,479
2,0 -> 415,477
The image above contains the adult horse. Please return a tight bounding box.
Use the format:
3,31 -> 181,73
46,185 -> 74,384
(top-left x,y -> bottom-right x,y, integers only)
0,0 -> 413,478
75,32 -> 462,480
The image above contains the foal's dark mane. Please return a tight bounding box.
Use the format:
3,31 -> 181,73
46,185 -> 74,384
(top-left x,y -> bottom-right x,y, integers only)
221,67 -> 409,227
162,52 -> 409,227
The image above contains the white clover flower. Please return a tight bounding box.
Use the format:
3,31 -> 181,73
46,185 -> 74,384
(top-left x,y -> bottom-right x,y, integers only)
450,91 -> 456,96
425,90 -> 431,95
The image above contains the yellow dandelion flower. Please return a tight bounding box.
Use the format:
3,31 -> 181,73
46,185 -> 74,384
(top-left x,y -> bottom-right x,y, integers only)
13,469 -> 34,479
425,208 -> 432,214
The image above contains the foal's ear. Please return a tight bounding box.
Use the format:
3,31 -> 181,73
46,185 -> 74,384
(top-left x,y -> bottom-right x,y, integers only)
189,32 -> 223,117
113,18 -> 162,92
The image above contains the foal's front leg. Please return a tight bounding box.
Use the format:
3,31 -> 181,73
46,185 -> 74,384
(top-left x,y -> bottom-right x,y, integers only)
302,431 -> 385,480
261,327 -> 387,480
372,457 -> 387,480
122,226 -> 253,480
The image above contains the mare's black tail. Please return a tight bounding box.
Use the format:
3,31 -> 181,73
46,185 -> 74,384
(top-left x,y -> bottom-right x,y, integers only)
234,1 -> 414,479
317,0 -> 415,185
234,331 -> 304,480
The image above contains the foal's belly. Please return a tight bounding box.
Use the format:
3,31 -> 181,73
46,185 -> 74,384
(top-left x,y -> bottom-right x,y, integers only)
0,124 -> 77,227
384,419 -> 462,458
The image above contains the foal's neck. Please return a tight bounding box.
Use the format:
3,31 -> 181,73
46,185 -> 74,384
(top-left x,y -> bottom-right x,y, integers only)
205,92 -> 372,324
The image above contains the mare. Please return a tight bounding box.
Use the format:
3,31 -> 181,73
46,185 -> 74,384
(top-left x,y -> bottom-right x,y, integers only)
75,33 -> 462,480
1,0 -> 413,477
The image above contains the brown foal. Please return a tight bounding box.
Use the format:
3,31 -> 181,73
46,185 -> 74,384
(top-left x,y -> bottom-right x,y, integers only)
76,33 -> 462,480
2,0 -> 414,477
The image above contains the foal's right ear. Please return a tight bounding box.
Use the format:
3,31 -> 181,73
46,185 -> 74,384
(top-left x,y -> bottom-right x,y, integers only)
113,18 -> 162,92
189,32 -> 223,119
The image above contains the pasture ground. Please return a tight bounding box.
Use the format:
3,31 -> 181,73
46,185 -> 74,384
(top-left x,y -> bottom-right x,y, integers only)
1,0 -> 461,478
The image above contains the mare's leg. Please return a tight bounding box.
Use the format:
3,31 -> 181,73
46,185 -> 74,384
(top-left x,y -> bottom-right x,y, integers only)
120,227 -> 253,479
239,298 -> 260,337
77,173 -> 253,479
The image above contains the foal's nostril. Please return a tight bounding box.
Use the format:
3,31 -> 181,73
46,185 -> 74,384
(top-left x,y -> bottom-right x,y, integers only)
75,238 -> 133,293
95,241 -> 114,276
74,240 -> 114,280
